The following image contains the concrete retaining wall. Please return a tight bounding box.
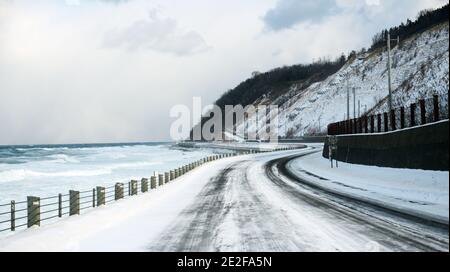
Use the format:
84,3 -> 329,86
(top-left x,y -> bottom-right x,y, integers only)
323,120 -> 449,171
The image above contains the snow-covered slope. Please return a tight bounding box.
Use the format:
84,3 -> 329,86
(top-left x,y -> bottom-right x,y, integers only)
238,22 -> 449,137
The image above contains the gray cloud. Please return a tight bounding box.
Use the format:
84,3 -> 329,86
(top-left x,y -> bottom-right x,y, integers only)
103,12 -> 210,56
263,0 -> 338,31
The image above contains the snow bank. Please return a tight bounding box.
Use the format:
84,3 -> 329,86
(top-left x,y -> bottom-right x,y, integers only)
287,152 -> 449,224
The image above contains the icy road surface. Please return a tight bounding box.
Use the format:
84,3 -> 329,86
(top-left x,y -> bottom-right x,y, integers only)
149,147 -> 448,252
0,146 -> 448,251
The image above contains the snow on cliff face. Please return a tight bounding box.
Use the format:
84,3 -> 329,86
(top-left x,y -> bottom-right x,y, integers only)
239,22 -> 449,137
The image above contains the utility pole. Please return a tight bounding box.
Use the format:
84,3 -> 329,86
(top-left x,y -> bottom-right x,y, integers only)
387,33 -> 400,112
346,83 -> 350,120
358,100 -> 360,118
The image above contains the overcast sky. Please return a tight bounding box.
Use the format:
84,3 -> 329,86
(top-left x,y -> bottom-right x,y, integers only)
0,0 -> 447,145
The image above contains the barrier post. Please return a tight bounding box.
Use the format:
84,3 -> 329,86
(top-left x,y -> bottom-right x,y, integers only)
141,178 -> 148,193
115,183 -> 124,200
433,95 -> 439,122
410,103 -> 416,127
165,172 -> 169,184
58,194 -> 62,218
364,116 -> 368,133
10,201 -> 15,231
158,174 -> 164,186
150,176 -> 157,189
400,107 -> 405,129
69,190 -> 79,216
96,186 -> 105,206
358,118 -> 362,133
130,180 -> 138,195
377,114 -> 381,132
383,112 -> 388,132
390,110 -> 396,131
27,196 -> 40,227
419,99 -> 426,125
92,188 -> 96,207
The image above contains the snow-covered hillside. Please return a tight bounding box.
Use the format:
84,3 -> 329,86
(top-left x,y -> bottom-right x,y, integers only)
239,22 -> 449,137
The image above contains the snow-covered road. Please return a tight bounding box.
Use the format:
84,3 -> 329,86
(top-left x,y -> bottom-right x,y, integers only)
149,147 -> 448,252
0,146 -> 448,251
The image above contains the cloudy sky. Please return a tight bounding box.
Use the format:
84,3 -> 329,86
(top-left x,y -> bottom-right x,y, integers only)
0,0 -> 446,145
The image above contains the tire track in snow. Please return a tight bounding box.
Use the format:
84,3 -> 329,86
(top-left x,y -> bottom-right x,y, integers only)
148,159 -> 305,251
148,149 -> 448,252
147,163 -> 237,251
266,154 -> 449,252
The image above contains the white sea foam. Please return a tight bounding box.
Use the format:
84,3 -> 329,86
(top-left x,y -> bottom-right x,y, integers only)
0,168 -> 112,183
0,143 -> 217,204
47,154 -> 80,163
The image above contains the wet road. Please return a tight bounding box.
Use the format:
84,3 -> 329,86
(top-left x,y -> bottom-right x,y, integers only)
148,148 -> 449,252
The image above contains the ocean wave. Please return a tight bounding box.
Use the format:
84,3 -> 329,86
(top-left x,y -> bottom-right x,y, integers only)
46,154 -> 80,163
0,168 -> 112,183
0,161 -> 159,183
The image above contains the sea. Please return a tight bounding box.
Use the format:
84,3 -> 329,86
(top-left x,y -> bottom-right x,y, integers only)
0,142 -> 220,205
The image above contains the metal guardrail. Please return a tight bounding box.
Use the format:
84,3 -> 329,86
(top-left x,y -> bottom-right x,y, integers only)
327,94 -> 449,135
0,146 -> 301,233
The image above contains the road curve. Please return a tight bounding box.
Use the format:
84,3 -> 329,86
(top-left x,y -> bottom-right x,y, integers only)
148,147 -> 449,252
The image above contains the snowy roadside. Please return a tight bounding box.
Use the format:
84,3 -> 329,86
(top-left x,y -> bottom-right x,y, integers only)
0,155 -> 247,251
0,150 -> 304,252
286,152 -> 449,225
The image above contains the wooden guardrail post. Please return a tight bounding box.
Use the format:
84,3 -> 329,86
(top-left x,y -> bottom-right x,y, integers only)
115,183 -> 124,200
58,194 -> 62,217
158,174 -> 164,186
165,172 -> 169,184
130,180 -> 138,195
141,178 -> 148,193
10,201 -> 15,231
419,99 -> 426,125
92,188 -> 96,207
27,196 -> 40,228
383,112 -> 388,132
170,170 -> 174,181
400,107 -> 405,129
433,95 -> 439,122
410,103 -> 416,127
150,176 -> 157,189
69,190 -> 79,216
96,186 -> 105,206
